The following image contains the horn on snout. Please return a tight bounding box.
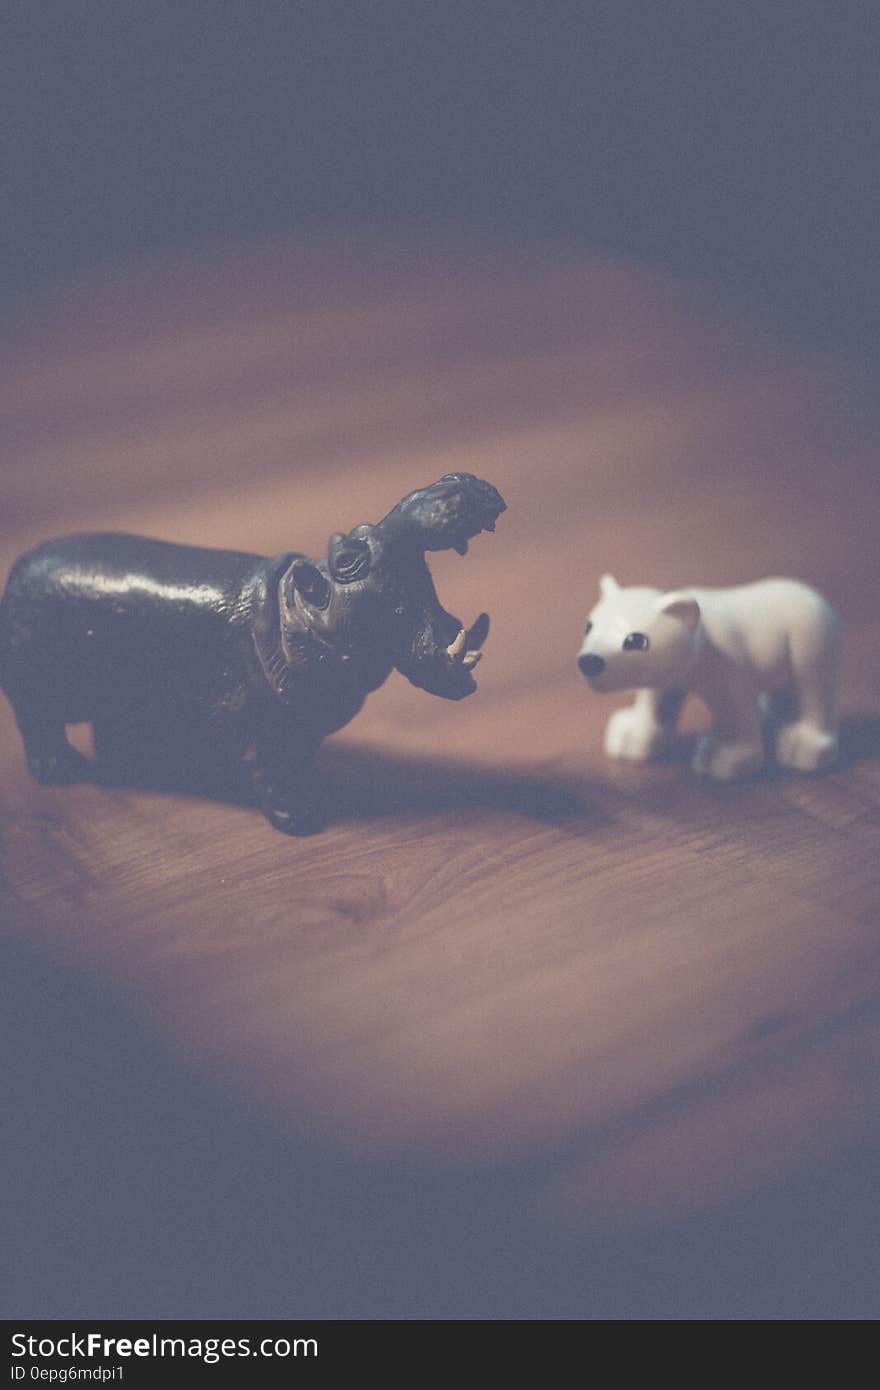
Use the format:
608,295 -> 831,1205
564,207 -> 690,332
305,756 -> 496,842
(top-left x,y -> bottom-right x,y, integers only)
376,473 -> 506,554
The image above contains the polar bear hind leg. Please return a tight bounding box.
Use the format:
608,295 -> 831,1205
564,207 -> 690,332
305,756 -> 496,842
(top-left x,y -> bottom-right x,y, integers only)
775,602 -> 841,772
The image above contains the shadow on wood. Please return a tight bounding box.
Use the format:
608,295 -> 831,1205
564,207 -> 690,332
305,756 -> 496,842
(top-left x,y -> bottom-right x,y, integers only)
78,733 -> 594,829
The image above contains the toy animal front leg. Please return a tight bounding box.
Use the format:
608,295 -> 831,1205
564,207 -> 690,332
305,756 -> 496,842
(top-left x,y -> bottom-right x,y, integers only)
604,688 -> 686,763
248,740 -> 328,836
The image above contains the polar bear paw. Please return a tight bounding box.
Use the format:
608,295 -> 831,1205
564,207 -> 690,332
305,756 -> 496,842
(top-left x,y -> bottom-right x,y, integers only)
691,735 -> 764,781
604,707 -> 674,763
775,721 -> 838,773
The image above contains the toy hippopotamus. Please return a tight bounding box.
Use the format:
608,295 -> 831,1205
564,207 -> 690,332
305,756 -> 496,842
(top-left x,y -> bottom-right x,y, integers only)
578,574 -> 841,780
0,473 -> 505,833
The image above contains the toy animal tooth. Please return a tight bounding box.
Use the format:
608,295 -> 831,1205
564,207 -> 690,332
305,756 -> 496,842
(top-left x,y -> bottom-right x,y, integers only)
0,472 -> 506,834
577,573 -> 841,780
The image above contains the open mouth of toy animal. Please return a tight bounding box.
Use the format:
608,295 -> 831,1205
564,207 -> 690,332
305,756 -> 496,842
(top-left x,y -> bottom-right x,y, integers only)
398,562 -> 496,702
381,471 -> 507,698
445,514 -> 498,558
443,609 -> 490,674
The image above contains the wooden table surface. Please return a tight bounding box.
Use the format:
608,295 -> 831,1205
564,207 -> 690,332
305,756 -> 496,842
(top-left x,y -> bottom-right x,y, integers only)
3,239 -> 879,1318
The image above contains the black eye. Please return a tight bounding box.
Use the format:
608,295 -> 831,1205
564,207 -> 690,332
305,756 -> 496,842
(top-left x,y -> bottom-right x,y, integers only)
584,621 -> 593,635
623,632 -> 649,651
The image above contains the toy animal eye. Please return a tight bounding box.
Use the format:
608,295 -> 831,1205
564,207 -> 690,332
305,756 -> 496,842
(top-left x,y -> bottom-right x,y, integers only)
623,632 -> 649,651
328,535 -> 371,583
584,621 -> 593,635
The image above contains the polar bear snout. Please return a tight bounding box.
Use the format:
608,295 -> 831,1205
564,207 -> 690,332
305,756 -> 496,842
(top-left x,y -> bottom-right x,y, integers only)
578,653 -> 606,679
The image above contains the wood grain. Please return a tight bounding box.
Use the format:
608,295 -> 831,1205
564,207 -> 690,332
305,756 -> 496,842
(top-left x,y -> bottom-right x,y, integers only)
3,239 -> 879,1297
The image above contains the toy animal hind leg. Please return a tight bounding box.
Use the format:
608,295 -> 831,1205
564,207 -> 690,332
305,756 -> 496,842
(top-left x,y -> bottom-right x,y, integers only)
8,701 -> 93,785
774,616 -> 842,772
691,668 -> 765,780
0,604 -> 91,784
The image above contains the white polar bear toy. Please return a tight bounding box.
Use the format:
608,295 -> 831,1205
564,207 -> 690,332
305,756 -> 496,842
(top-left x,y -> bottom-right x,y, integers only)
577,575 -> 841,780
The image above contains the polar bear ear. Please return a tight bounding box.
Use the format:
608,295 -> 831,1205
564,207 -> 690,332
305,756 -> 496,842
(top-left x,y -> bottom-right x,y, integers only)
599,573 -> 620,598
657,591 -> 700,628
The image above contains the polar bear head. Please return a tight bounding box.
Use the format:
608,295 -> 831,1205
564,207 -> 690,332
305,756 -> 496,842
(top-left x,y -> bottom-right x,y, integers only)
577,574 -> 701,692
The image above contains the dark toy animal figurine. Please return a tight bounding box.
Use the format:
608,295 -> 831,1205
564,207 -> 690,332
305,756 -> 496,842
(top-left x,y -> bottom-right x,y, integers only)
0,473 -> 506,833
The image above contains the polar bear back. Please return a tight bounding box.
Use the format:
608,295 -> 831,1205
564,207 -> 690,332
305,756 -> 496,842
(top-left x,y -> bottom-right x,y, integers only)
691,578 -> 839,686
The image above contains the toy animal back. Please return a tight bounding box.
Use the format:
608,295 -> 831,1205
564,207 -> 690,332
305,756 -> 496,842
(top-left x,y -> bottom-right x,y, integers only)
0,472 -> 506,833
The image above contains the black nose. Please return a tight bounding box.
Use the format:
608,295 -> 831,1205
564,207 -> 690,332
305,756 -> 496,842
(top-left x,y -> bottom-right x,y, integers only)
579,653 -> 605,677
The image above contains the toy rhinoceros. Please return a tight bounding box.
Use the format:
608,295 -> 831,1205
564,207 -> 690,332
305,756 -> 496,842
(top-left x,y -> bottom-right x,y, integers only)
0,473 -> 506,833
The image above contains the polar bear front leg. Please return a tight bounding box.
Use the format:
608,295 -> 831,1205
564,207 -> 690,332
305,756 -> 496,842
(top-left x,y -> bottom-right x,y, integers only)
604,688 -> 685,762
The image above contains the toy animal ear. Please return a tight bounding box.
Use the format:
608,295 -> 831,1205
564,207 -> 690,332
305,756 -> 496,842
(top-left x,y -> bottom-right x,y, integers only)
657,591 -> 700,628
600,573 -> 620,597
328,532 -> 371,583
289,560 -> 331,610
